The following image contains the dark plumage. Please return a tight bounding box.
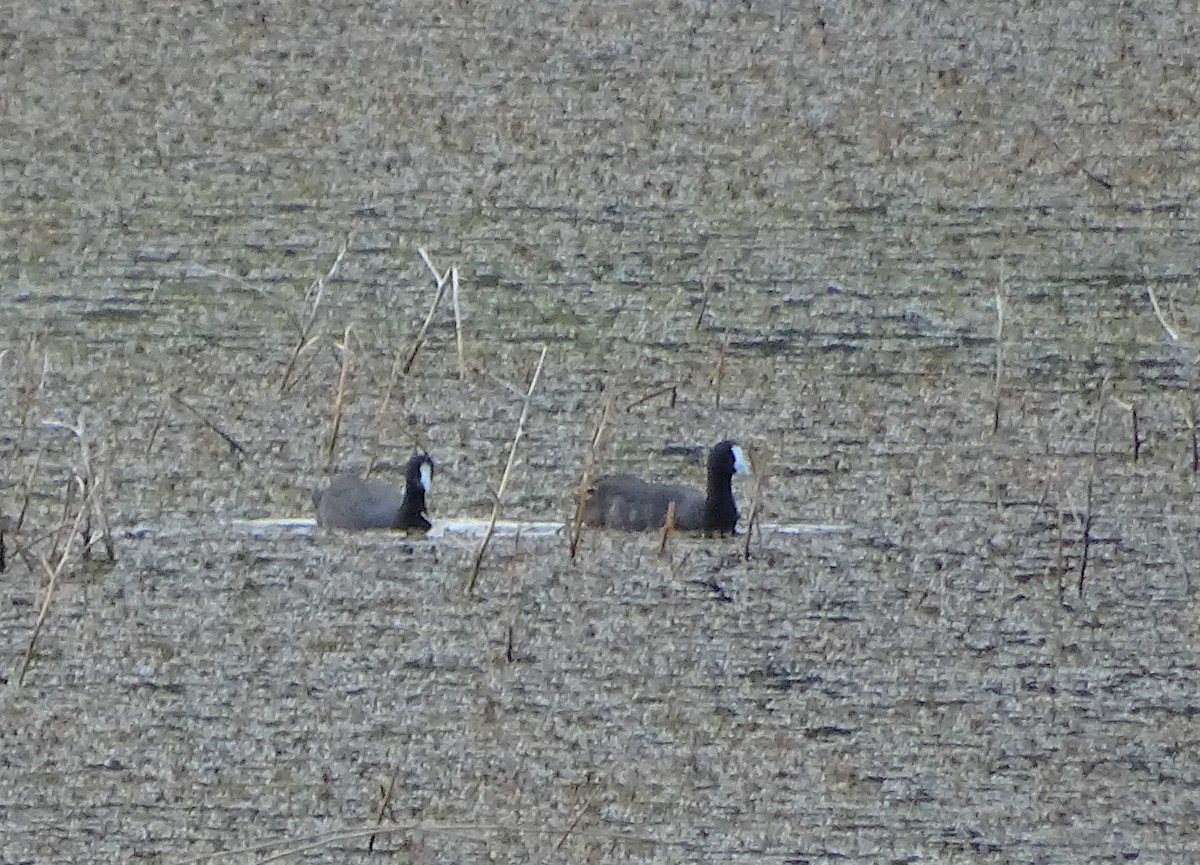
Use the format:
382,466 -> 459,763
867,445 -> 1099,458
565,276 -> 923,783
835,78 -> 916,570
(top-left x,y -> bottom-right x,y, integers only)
583,440 -> 748,534
312,452 -> 434,531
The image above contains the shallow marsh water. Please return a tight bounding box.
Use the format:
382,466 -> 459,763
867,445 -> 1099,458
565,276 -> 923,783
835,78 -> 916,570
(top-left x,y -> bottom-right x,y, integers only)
3,1 -> 1200,863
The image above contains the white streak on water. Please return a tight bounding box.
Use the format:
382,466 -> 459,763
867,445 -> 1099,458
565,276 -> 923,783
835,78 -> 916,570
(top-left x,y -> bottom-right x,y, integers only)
219,518 -> 852,539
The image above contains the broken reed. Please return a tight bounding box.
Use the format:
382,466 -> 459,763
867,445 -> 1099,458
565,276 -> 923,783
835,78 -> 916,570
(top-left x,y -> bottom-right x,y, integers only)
1185,404 -> 1200,473
451,266 -> 466,379
17,332 -> 49,436
712,329 -> 731,409
693,277 -> 714,331
1147,287 -> 1180,342
403,249 -> 453,375
170,390 -> 249,458
41,414 -> 116,563
15,414 -> 117,686
376,251 -> 449,423
568,394 -> 612,562
368,769 -> 398,853
993,281 -> 1004,433
326,324 -> 353,474
14,475 -> 93,686
625,383 -> 677,413
741,445 -> 767,560
466,346 -> 548,594
1077,374 -> 1109,599
1110,395 -> 1140,463
280,235 -> 349,394
371,251 -> 466,476
658,500 -> 677,556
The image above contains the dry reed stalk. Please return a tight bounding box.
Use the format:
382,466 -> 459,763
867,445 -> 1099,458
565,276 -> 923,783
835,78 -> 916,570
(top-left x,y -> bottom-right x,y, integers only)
1024,474 -> 1053,540
371,252 -> 457,475
41,414 -> 116,562
48,472 -> 77,565
555,794 -> 596,851
403,249 -> 452,374
625,384 -> 677,413
17,333 -> 48,431
568,394 -> 612,562
1148,287 -> 1180,342
0,514 -> 13,574
368,770 -> 398,853
693,277 -> 713,331
1031,122 -> 1114,190
1056,499 -> 1069,605
144,395 -> 170,459
170,391 -> 248,457
372,347 -> 421,468
15,445 -> 45,534
1193,419 -> 1199,474
375,349 -> 405,426
668,549 -> 691,582
741,445 -> 767,559
280,235 -> 349,394
326,324 -> 354,474
658,500 -> 677,556
1077,374 -> 1109,598
1110,396 -> 1140,462
1163,517 -> 1192,595
14,473 -> 91,687
0,524 -> 39,579
78,428 -> 115,562
712,329 -> 731,409
451,266 -> 466,379
993,282 -> 1005,433
466,346 -> 548,594
1182,403 -> 1199,473
13,337 -> 48,471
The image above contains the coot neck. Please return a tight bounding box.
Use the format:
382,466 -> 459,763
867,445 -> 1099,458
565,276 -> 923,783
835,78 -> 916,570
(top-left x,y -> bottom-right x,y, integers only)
703,464 -> 738,534
396,486 -> 431,530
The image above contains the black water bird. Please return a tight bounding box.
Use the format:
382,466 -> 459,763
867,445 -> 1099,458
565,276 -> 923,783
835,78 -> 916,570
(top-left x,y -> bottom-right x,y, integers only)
582,440 -> 748,534
313,452 -> 434,531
